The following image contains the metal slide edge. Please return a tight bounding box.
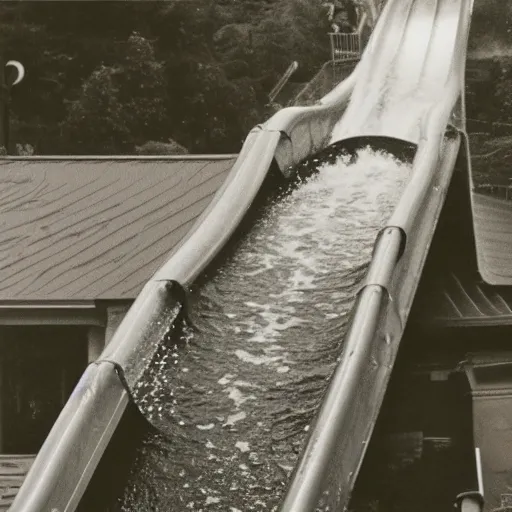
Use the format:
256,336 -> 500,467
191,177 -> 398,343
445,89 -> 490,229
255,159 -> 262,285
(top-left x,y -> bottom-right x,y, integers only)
9,41 -> 361,512
278,0 -> 474,508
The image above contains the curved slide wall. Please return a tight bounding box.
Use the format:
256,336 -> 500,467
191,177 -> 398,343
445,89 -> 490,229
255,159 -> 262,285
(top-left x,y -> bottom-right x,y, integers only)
279,0 -> 474,510
9,31 -> 362,512
11,0 -> 473,510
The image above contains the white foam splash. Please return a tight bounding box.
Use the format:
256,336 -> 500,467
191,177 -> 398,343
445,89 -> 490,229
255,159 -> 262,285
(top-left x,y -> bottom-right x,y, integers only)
197,423 -> 215,431
124,147 -> 412,512
235,441 -> 250,453
226,149 -> 410,373
234,349 -> 282,366
218,374 -> 234,385
225,386 -> 255,408
223,411 -> 246,427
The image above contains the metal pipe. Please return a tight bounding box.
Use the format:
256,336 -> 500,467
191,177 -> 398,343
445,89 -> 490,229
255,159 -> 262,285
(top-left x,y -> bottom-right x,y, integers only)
269,61 -> 299,103
476,447 -> 484,497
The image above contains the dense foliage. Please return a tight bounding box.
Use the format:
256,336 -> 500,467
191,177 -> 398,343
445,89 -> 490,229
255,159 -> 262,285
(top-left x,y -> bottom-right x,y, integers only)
0,0 -> 331,155
2,0 -> 512,156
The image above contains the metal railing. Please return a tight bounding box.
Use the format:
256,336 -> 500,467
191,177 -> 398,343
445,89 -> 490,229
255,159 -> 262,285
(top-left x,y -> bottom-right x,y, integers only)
329,31 -> 362,62
466,117 -> 512,135
327,0 -> 389,63
474,183 -> 512,201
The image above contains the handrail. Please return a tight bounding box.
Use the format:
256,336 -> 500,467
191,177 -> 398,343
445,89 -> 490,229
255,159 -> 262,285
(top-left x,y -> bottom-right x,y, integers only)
291,59 -> 357,106
268,61 -> 299,103
473,184 -> 512,201
357,11 -> 369,33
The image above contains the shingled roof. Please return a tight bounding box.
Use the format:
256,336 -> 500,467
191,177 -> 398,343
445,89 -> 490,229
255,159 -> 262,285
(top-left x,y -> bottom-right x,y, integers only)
0,156 -> 235,301
473,192 -> 512,286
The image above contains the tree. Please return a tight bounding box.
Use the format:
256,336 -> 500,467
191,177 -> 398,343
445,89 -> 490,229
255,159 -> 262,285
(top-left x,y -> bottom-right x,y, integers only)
252,0 -> 329,82
62,64 -> 129,154
116,32 -> 169,144
174,63 -> 260,152
61,32 -> 169,154
136,139 -> 188,155
1,0 -> 333,155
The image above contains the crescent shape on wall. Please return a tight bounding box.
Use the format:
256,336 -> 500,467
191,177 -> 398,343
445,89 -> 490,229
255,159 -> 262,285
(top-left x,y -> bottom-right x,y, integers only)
6,60 -> 25,86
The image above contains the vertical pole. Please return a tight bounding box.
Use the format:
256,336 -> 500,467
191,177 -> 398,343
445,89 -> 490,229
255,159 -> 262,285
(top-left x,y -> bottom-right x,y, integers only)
331,33 -> 336,85
329,34 -> 336,84
0,60 -> 8,153
475,447 -> 484,497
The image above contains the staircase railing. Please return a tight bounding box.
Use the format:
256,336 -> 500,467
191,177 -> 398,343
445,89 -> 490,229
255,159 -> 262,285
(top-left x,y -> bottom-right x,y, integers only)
474,183 -> 512,201
329,31 -> 362,62
328,0 -> 387,64
268,61 -> 299,103
328,10 -> 367,83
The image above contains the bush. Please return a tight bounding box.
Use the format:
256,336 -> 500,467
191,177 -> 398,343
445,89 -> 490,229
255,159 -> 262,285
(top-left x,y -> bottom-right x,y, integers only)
2,0 -> 333,155
61,33 -> 169,154
135,139 -> 189,155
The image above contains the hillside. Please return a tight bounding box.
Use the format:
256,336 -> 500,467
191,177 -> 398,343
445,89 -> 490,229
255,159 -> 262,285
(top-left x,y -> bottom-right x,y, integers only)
0,0 -> 331,155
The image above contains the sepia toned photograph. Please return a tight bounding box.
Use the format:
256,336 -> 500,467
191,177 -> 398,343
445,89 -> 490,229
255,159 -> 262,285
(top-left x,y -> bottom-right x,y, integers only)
0,0 -> 510,510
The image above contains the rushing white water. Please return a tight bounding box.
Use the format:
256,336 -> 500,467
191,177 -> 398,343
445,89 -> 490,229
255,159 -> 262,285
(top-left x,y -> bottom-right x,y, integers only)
116,147 -> 412,512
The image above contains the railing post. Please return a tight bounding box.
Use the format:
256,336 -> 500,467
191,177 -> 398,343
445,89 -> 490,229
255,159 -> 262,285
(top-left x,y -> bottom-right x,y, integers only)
0,61 -> 8,152
330,33 -> 336,82
0,60 -> 25,154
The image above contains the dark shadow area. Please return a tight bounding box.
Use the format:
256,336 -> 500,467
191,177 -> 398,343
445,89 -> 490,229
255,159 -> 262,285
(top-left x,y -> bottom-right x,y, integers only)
348,137 -> 481,511
408,134 -> 480,323
349,321 -> 477,512
77,403 -> 148,512
0,326 -> 87,454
